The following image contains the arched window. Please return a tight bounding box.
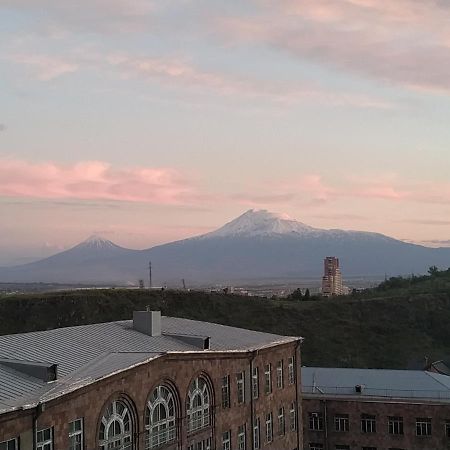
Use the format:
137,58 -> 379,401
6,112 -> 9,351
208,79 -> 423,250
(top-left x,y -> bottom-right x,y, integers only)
98,399 -> 133,450
145,385 -> 177,449
187,377 -> 211,433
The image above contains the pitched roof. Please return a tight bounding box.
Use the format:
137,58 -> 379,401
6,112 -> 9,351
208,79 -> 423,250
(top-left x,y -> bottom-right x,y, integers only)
0,316 -> 296,415
302,367 -> 450,402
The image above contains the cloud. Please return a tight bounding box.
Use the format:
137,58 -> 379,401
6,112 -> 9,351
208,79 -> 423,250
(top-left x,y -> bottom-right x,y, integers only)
218,0 -> 450,93
9,54 -> 78,80
0,158 -> 196,204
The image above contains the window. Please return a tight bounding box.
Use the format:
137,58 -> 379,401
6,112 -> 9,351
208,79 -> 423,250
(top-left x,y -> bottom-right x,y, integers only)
69,419 -> 83,450
146,385 -> 177,448
264,364 -> 272,394
361,414 -> 376,433
37,428 -> 53,450
309,412 -> 324,431
362,447 -> 377,450
289,402 -> 297,431
188,437 -> 212,450
265,412 -> 273,443
253,418 -> 260,450
238,424 -> 246,450
309,444 -> 323,450
221,376 -> 230,409
276,360 -> 283,389
237,371 -> 245,404
99,399 -> 133,450
252,367 -> 259,400
446,420 -> 450,437
278,407 -> 285,436
388,416 -> 403,435
416,418 -> 431,436
334,414 -> 349,432
288,356 -> 295,385
222,431 -> 231,450
187,377 -> 211,433
335,446 -> 350,450
0,439 -> 18,450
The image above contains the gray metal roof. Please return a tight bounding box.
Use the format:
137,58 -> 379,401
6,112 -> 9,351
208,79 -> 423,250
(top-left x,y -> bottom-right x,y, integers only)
302,367 -> 450,402
0,316 -> 295,415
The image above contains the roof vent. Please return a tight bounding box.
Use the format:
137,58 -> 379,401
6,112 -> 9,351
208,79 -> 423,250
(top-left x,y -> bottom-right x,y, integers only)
355,384 -> 365,393
166,333 -> 210,350
0,358 -> 57,382
133,310 -> 161,337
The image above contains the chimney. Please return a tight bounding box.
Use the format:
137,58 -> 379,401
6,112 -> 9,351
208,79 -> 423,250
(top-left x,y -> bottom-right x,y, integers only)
133,310 -> 161,337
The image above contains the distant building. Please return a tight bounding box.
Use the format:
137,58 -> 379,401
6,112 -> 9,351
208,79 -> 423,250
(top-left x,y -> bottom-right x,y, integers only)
321,256 -> 344,296
0,311 -> 303,450
302,366 -> 450,449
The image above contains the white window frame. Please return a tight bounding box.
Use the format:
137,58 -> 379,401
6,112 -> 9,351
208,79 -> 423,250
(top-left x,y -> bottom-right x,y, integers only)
265,412 -> 273,443
98,399 -> 133,450
187,377 -> 211,433
0,439 -> 18,450
277,407 -> 285,436
388,416 -> 403,435
289,402 -> 297,431
361,414 -> 376,433
36,427 -> 53,450
288,356 -> 295,385
238,424 -> 246,450
146,385 -> 177,449
416,418 -> 432,436
309,412 -> 324,431
221,375 -> 230,409
252,367 -> 259,400
309,444 -> 323,450
253,418 -> 260,450
237,371 -> 245,404
264,364 -> 272,395
69,418 -> 83,450
222,431 -> 231,450
276,360 -> 283,389
334,414 -> 349,432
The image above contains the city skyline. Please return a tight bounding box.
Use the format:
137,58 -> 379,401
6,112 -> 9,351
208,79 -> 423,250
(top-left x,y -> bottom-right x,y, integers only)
2,0 -> 450,264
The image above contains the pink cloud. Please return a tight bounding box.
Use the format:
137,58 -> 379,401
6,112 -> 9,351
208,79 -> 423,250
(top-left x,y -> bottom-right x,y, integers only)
218,0 -> 450,93
0,159 -> 196,204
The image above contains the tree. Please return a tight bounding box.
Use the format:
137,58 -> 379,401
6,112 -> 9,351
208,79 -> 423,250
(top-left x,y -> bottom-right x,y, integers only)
304,288 -> 311,300
428,266 -> 439,277
289,288 -> 303,301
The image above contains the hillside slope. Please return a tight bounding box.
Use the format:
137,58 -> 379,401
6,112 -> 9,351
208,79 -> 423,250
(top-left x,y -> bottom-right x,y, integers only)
2,275 -> 450,369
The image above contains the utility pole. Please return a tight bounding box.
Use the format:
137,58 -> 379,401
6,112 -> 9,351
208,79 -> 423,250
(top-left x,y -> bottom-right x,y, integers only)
149,261 -> 152,289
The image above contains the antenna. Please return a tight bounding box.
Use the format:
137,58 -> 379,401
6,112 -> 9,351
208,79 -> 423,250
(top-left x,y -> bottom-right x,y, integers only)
182,278 -> 186,289
149,261 -> 152,289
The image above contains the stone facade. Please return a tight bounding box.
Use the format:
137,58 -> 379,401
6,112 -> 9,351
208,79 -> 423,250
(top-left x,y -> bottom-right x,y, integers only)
0,341 -> 302,450
303,396 -> 450,450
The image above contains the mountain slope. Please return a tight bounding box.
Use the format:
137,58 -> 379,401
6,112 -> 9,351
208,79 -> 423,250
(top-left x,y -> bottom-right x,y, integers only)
0,210 -> 449,284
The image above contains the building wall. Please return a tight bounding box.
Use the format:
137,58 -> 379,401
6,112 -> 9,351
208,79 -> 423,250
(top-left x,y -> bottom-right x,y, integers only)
0,341 -> 302,450
303,396 -> 450,450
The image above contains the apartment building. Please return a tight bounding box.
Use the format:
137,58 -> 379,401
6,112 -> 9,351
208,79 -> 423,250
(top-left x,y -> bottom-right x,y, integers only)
321,257 -> 344,297
0,311 -> 303,450
302,367 -> 450,450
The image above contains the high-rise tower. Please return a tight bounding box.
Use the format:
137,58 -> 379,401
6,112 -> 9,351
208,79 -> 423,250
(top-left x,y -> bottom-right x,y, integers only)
321,256 -> 343,296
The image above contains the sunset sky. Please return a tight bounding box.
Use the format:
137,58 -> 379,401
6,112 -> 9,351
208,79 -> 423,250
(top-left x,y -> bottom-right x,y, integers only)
1,0 -> 450,265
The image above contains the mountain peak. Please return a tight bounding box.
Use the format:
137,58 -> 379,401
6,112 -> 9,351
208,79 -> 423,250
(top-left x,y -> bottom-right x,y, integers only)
79,235 -> 118,249
205,209 -> 316,238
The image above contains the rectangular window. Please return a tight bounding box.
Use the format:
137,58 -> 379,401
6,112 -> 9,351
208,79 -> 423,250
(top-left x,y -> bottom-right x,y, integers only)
237,371 -> 245,404
309,412 -> 324,431
388,416 -> 403,435
335,446 -> 350,450
265,412 -> 273,443
362,447 -> 377,450
276,360 -> 283,389
253,418 -> 260,450
288,356 -> 295,385
238,424 -> 246,450
264,364 -> 272,394
334,414 -> 349,432
221,375 -> 230,408
278,407 -> 285,436
252,367 -> 259,400
69,418 -> 83,450
36,427 -> 53,450
289,402 -> 297,431
0,439 -> 18,450
309,444 -> 324,450
222,431 -> 231,450
361,414 -> 376,433
416,418 -> 432,436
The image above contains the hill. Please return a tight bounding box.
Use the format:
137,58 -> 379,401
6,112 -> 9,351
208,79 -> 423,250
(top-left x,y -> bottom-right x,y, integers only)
1,269 -> 450,368
1,210 -> 450,285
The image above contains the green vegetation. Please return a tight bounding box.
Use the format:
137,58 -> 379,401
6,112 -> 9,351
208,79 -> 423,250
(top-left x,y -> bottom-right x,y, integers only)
1,268 -> 450,369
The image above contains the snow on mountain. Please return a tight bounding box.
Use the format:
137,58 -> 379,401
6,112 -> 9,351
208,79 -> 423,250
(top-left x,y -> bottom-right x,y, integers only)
77,235 -> 120,250
203,209 -> 316,238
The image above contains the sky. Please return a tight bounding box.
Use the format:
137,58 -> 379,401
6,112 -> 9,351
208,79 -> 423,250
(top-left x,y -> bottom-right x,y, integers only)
1,0 -> 450,265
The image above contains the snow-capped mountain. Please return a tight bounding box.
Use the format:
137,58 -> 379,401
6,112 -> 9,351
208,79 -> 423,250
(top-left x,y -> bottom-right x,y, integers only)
1,209 -> 449,285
